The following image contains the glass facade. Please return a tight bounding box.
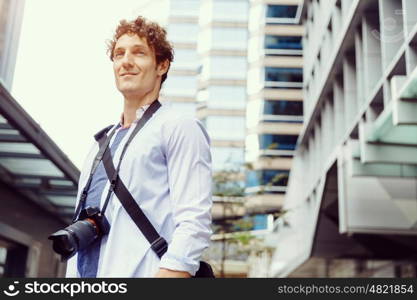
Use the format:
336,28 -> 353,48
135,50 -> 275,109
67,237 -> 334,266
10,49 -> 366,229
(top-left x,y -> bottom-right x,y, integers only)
162,75 -> 197,97
198,85 -> 246,109
252,214 -> 269,230
264,100 -> 303,116
200,0 -> 248,25
211,146 -> 244,170
232,214 -> 269,231
167,23 -> 199,43
265,67 -> 303,83
198,27 -> 248,52
170,48 -> 199,70
265,35 -> 302,51
169,0 -> 200,17
205,115 -> 245,140
212,27 -> 248,50
170,102 -> 196,116
212,0 -> 248,22
202,56 -> 247,80
259,134 -> 298,151
246,169 -> 289,187
266,5 -> 298,19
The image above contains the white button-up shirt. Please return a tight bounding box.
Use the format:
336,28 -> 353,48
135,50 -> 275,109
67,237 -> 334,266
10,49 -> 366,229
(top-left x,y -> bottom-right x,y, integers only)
119,103 -> 151,129
66,101 -> 212,277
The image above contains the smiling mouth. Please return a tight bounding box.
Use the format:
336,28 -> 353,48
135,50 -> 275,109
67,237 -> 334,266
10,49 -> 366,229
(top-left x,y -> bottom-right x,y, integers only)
120,73 -> 138,77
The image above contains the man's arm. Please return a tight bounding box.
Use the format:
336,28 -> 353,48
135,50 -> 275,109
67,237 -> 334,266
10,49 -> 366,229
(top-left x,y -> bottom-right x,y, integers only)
157,117 -> 212,277
155,268 -> 191,278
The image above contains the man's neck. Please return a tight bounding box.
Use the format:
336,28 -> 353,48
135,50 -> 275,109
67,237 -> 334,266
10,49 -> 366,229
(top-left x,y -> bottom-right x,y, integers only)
122,89 -> 159,127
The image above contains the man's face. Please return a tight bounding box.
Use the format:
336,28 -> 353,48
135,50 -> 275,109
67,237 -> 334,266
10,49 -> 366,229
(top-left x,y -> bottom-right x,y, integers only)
113,33 -> 166,98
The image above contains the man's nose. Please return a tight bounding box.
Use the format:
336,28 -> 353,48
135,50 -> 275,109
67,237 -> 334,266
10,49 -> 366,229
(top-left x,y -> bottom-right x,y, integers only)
121,52 -> 134,68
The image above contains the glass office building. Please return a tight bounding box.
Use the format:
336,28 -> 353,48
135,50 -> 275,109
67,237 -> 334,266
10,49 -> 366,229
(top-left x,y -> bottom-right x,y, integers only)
197,0 -> 249,176
196,0 -> 250,277
164,0 -> 304,277
161,0 -> 201,116
245,0 -> 303,220
243,0 -> 304,277
269,0 -> 417,278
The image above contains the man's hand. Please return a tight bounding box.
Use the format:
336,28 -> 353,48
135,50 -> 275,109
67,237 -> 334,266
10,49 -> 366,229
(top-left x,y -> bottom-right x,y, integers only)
155,268 -> 191,278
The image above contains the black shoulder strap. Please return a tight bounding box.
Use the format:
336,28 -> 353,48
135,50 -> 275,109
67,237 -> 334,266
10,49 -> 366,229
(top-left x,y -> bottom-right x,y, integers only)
102,149 -> 168,258
94,124 -> 114,141
72,124 -> 117,222
99,100 -> 168,258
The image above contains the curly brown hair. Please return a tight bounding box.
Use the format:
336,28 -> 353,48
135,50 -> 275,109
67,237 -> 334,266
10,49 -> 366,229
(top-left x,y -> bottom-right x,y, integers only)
107,16 -> 174,85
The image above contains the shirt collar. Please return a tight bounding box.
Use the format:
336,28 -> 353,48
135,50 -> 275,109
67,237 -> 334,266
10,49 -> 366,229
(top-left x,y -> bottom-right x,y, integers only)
119,104 -> 151,129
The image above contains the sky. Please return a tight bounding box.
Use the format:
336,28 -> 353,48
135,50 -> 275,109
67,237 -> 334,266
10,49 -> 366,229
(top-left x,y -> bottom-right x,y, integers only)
12,0 -> 169,169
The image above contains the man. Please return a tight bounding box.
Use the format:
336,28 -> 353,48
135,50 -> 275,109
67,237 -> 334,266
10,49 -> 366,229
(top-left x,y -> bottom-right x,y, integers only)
65,16 -> 212,278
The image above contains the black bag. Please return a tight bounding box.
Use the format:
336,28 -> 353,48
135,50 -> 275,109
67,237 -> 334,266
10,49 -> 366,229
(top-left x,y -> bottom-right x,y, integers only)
97,101 -> 215,278
194,261 -> 215,278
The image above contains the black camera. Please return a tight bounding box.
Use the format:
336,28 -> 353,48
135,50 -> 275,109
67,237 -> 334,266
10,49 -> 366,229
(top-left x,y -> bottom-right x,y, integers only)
48,206 -> 110,261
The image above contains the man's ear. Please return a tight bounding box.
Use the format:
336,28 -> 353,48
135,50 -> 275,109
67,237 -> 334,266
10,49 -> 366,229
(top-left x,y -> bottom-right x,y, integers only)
157,60 -> 170,76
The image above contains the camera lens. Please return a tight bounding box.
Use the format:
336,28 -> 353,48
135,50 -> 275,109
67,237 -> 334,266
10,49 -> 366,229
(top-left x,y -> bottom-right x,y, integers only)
68,219 -> 99,249
49,219 -> 99,261
50,230 -> 77,255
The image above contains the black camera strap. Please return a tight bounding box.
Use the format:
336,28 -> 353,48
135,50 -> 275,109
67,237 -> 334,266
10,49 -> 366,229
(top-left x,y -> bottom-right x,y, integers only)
101,144 -> 168,258
99,101 -> 168,258
99,99 -> 162,218
72,125 -> 116,222
72,100 -> 161,224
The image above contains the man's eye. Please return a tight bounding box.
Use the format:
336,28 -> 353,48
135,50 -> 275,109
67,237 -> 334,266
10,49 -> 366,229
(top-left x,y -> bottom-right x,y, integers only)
114,52 -> 123,58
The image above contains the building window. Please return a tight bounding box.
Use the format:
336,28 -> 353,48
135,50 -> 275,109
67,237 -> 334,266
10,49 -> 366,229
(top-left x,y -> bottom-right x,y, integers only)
212,27 -> 248,50
264,100 -> 303,116
265,67 -> 302,83
211,147 -> 244,170
232,214 -> 270,231
265,35 -> 302,51
167,23 -> 199,44
162,75 -> 197,97
205,116 -> 245,141
246,170 -> 289,187
199,85 -> 246,109
266,5 -> 298,19
170,48 -> 199,70
169,0 -> 200,17
259,134 -> 298,150
169,102 -> 196,116
212,0 -> 248,22
202,56 -> 247,80
0,238 -> 28,277
252,214 -> 269,230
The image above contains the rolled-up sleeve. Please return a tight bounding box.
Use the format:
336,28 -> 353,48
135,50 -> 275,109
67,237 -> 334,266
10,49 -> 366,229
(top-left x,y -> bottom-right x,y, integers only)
160,117 -> 213,276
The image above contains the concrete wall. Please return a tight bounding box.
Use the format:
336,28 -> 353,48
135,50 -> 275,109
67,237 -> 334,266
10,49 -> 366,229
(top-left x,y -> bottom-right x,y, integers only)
0,180 -> 67,277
